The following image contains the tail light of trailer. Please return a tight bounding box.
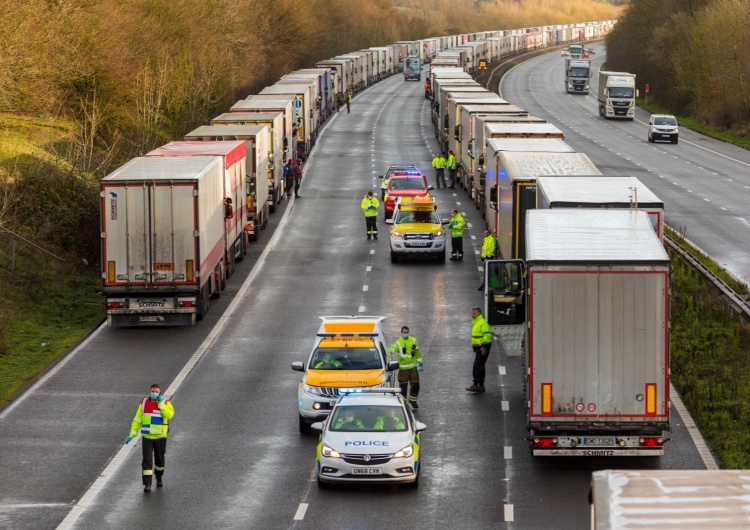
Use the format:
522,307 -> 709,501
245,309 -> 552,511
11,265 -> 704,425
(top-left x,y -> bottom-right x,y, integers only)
638,437 -> 664,447
533,437 -> 558,448
107,301 -> 125,309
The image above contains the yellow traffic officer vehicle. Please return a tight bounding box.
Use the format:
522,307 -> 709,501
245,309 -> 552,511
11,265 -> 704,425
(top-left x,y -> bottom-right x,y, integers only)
385,196 -> 449,263
292,316 -> 399,434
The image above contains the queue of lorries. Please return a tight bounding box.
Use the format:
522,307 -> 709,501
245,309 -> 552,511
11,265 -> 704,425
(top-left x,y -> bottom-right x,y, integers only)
421,41 -> 673,460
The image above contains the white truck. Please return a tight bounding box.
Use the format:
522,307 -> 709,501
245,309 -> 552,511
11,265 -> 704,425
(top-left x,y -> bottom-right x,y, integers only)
487,150 -> 601,261
184,126 -> 272,242
564,58 -> 591,94
536,175 -> 665,240
485,209 -> 671,455
597,71 -> 637,120
568,43 -> 584,59
591,469 -> 750,528
101,156 -> 229,326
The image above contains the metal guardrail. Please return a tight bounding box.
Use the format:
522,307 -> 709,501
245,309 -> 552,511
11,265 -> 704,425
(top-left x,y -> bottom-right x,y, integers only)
664,233 -> 750,320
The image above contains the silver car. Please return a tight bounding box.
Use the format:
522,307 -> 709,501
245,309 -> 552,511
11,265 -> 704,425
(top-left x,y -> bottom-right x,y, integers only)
648,114 -> 679,144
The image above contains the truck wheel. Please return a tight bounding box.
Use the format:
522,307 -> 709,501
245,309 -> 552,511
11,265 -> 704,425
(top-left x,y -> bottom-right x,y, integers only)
197,284 -> 210,320
270,190 -> 277,214
248,227 -> 258,242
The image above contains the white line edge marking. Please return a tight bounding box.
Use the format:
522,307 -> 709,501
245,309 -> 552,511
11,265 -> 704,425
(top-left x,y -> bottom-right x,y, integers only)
670,382 -> 718,470
293,503 -> 309,520
57,132 -> 312,530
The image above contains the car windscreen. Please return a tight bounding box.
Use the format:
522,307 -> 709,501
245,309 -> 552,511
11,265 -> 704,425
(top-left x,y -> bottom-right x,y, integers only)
329,405 -> 408,432
310,348 -> 383,370
389,179 -> 426,190
654,117 -> 677,126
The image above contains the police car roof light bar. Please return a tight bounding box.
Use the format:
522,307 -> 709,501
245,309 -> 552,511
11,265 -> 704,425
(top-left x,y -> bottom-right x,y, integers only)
340,387 -> 402,395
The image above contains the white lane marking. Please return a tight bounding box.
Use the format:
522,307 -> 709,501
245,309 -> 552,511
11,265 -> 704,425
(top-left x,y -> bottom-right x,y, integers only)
470,235 -> 476,240
363,285 -> 369,291
504,446 -> 513,459
294,503 -> 309,520
358,306 -> 366,313
370,249 -> 375,255
366,266 -> 372,272
721,207 -> 727,211
502,401 -> 509,411
504,504 -> 515,522
670,383 -> 718,469
57,124 -> 322,530
456,201 -> 461,205
498,365 -> 506,375
477,267 -> 483,272
467,223 -> 473,228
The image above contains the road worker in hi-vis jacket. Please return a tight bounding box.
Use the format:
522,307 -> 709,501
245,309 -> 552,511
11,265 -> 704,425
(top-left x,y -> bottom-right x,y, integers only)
125,383 -> 175,492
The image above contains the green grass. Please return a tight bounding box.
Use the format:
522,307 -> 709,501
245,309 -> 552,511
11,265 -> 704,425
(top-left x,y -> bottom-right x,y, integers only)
0,274 -> 104,407
669,255 -> 750,468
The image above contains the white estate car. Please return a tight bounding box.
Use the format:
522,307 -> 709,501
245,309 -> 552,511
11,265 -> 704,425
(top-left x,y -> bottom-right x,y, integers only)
313,389 -> 426,487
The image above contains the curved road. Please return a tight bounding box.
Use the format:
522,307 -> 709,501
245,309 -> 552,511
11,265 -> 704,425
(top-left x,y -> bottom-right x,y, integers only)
1,45 -> 740,529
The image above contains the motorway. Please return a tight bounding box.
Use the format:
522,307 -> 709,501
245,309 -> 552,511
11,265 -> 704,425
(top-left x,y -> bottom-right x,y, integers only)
0,43 -> 744,529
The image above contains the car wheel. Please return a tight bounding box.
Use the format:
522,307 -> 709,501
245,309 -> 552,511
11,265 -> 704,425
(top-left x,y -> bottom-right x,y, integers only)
299,414 -> 313,435
391,252 -> 399,264
647,134 -> 653,143
673,137 -> 678,144
407,470 -> 420,489
317,476 -> 330,489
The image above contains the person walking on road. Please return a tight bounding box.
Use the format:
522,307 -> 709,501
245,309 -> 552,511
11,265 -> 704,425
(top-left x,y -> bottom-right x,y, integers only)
293,158 -> 303,198
389,325 -> 424,409
360,190 -> 380,240
448,209 -> 465,261
432,152 -> 447,188
447,150 -> 457,189
125,383 -> 175,492
346,91 -> 353,113
467,307 -> 492,393
478,230 -> 497,290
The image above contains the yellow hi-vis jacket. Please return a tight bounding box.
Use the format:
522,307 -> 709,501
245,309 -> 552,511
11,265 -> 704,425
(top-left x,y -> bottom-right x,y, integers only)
130,397 -> 175,440
389,336 -> 423,370
432,155 -> 447,169
481,234 -> 497,259
447,153 -> 457,170
361,195 -> 380,217
471,315 -> 492,347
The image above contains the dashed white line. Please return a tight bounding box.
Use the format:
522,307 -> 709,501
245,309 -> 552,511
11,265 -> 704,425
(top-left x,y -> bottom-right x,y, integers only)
370,250 -> 375,255
362,285 -> 369,291
358,305 -> 365,313
366,266 -> 372,272
504,505 -> 515,522
498,365 -> 506,375
504,446 -> 513,459
502,401 -> 509,411
294,503 -> 309,520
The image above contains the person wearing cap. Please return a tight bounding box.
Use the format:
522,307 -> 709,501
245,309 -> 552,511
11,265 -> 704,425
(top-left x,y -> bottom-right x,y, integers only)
360,190 -> 380,240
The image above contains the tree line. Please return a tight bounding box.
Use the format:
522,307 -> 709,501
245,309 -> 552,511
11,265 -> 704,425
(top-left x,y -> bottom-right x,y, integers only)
605,0 -> 750,133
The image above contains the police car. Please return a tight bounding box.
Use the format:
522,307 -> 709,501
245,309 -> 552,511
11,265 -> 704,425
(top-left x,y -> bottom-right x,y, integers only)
292,316 -> 399,434
312,388 -> 425,488
386,196 -> 448,263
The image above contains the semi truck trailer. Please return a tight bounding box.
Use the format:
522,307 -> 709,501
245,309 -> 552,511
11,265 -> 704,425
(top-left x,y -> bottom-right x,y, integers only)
597,71 -> 637,120
485,209 -> 671,455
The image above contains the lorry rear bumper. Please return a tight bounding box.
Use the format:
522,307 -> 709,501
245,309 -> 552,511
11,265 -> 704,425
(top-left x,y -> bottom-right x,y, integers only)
107,310 -> 196,327
533,447 -> 664,457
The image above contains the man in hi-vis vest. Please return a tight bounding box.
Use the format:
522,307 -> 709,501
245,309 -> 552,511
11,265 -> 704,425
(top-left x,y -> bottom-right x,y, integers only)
125,383 -> 175,492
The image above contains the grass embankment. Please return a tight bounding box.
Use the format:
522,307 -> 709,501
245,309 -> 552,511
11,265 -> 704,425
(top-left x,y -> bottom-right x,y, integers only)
670,252 -> 750,468
0,114 -> 104,407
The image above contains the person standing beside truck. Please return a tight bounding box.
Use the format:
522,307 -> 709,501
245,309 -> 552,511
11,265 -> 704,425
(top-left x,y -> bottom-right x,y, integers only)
346,92 -> 352,113
447,150 -> 457,189
432,152 -> 447,189
477,230 -> 497,290
125,384 -> 175,492
424,81 -> 431,100
389,325 -> 424,409
448,209 -> 465,261
360,190 -> 380,240
283,159 -> 294,199
293,158 -> 303,198
467,307 -> 492,393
